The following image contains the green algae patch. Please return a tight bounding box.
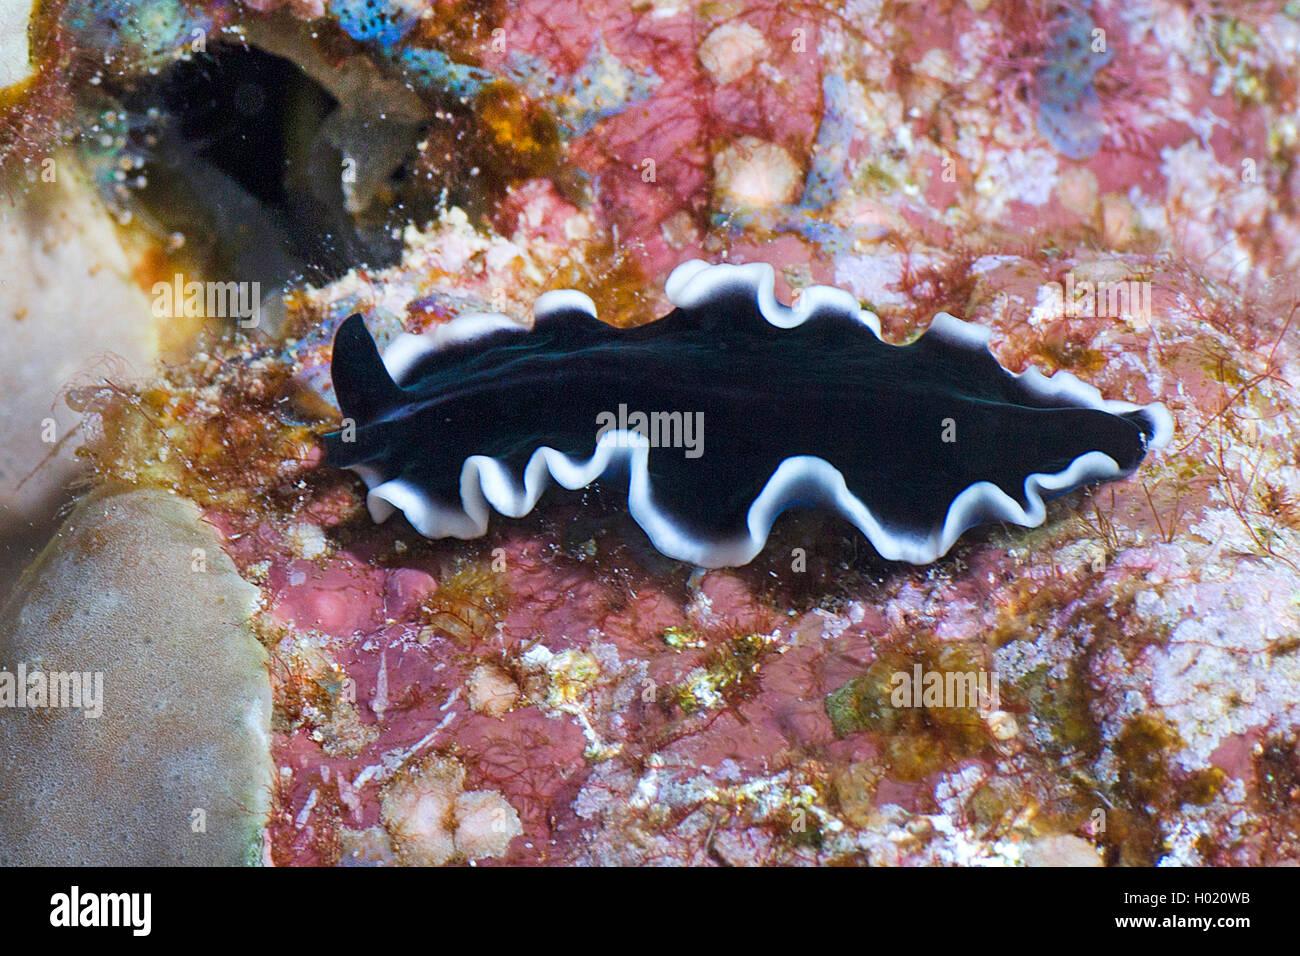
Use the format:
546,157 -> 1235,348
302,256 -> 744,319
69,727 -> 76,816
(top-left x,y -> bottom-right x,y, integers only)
1007,663 -> 1095,755
670,630 -> 776,715
1115,713 -> 1182,810
825,638 -> 996,781
825,658 -> 905,737
661,624 -> 703,650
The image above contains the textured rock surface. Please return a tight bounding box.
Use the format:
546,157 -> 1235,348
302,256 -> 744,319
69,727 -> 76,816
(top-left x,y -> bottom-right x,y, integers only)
0,169 -> 157,600
13,0 -> 1300,866
0,486 -> 271,865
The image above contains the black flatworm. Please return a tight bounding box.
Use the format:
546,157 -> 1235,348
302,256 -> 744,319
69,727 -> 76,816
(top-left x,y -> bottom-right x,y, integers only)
321,260 -> 1172,567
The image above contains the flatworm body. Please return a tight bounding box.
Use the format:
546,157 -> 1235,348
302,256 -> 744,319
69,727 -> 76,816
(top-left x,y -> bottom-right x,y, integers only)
321,260 -> 1173,567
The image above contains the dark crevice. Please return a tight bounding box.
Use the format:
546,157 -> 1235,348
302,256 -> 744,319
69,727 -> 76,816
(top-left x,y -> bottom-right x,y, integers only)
112,41 -> 421,293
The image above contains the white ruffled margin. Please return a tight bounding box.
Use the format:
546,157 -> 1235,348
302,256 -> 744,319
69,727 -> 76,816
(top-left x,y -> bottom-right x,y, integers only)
349,259 -> 1174,567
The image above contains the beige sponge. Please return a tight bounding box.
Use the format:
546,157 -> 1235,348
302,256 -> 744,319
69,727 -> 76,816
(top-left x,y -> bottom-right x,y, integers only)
0,486 -> 272,865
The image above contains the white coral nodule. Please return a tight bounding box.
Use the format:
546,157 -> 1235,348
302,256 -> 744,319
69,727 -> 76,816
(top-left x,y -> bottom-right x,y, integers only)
379,756 -> 523,865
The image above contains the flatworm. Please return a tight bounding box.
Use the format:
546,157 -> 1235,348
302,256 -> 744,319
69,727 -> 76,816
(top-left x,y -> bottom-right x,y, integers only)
321,260 -> 1173,567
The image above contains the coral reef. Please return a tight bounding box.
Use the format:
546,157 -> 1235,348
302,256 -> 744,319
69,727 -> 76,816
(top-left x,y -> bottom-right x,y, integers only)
1,0 -> 1299,866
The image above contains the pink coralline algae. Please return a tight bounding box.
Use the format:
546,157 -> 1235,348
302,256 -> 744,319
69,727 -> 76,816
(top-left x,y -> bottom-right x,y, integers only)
3,0 -> 1300,869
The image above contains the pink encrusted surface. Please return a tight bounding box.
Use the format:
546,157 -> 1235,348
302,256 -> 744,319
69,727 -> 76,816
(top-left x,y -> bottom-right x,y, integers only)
210,0 -> 1300,867
39,0 -> 1300,865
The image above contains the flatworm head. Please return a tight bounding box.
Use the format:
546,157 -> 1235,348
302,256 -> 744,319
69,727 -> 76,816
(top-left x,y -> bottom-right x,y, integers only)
321,260 -> 1172,567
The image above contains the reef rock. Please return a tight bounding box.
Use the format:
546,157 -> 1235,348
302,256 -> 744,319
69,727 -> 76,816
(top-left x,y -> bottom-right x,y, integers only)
0,169 -> 158,596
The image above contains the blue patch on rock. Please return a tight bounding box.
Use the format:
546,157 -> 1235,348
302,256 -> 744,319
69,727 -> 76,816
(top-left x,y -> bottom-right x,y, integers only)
1033,2 -> 1113,160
